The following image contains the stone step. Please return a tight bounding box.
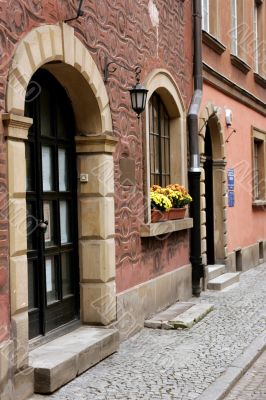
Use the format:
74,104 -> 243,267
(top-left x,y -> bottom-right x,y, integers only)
145,302 -> 213,329
207,272 -> 240,291
29,326 -> 119,394
207,264 -> 226,281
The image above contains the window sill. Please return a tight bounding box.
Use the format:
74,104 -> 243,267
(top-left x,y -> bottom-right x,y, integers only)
140,218 -> 193,237
254,73 -> 266,89
252,200 -> 266,207
230,54 -> 251,74
202,31 -> 226,55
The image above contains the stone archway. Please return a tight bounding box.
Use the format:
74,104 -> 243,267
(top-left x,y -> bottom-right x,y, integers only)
2,22 -> 117,373
198,103 -> 228,267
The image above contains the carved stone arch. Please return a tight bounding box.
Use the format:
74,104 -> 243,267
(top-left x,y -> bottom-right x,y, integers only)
6,23 -> 112,132
198,102 -> 228,270
199,102 -> 225,160
144,69 -> 187,222
3,22 -> 117,376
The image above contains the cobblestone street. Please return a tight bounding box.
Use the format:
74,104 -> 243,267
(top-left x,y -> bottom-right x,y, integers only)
224,349 -> 266,400
34,263 -> 266,400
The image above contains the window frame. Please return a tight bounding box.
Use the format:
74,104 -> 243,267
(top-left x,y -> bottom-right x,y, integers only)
143,70 -> 187,224
252,128 -> 266,203
231,0 -> 238,56
149,92 -> 171,187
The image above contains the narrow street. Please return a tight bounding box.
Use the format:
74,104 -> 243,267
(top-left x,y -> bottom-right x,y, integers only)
31,263 -> 266,400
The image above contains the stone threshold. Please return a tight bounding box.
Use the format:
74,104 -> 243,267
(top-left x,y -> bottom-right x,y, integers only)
144,302 -> 213,329
29,326 -> 119,394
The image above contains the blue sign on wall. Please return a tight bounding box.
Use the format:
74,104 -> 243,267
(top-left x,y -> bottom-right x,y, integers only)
227,168 -> 234,190
228,168 -> 235,207
228,191 -> 235,207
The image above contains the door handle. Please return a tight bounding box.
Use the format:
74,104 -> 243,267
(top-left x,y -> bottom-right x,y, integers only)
38,220 -> 48,232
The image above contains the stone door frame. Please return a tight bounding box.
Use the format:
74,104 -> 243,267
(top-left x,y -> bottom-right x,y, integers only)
198,103 -> 228,267
3,22 -> 117,373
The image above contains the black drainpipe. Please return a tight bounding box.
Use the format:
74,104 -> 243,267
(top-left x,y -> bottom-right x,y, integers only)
188,0 -> 204,297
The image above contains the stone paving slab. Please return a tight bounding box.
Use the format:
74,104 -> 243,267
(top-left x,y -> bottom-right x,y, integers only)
144,302 -> 195,329
29,263 -> 266,400
145,303 -> 213,330
167,303 -> 214,329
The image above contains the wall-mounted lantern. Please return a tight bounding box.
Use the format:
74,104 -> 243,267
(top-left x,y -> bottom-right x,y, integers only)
104,58 -> 148,118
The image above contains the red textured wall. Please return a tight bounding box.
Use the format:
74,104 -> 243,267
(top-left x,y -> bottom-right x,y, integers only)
0,1 -> 193,304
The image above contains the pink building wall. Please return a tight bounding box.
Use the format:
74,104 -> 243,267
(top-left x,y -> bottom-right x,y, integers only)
202,83 -> 266,254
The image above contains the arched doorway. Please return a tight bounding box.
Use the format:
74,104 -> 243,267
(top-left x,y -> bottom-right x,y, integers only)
204,124 -> 215,265
25,69 -> 79,338
199,104 -> 227,268
3,23 -> 118,373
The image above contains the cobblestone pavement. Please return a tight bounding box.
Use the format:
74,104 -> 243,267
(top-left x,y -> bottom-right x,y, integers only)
224,348 -> 266,400
37,264 -> 266,400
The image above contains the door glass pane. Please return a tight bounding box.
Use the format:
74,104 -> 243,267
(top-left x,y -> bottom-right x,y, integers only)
60,201 -> 70,244
61,253 -> 73,297
40,86 -> 53,137
43,201 -> 54,247
42,146 -> 53,191
45,257 -> 58,304
27,202 -> 38,250
58,149 -> 69,191
26,143 -> 35,191
56,92 -> 73,139
28,260 -> 37,310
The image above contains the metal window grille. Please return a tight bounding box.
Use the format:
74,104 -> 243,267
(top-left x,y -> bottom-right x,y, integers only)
149,93 -> 170,187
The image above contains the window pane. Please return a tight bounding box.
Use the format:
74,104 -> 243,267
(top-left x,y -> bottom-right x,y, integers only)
61,253 -> 74,297
27,202 -> 38,250
57,94 -> 73,139
42,146 -> 53,191
43,201 -> 54,247
26,143 -> 35,191
231,0 -> 238,55
28,260 -> 37,310
58,149 -> 69,191
253,5 -> 259,72
60,200 -> 70,244
45,257 -> 58,304
202,0 -> 209,31
40,86 -> 53,137
149,93 -> 171,187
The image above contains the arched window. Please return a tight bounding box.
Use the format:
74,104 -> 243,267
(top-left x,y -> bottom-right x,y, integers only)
149,93 -> 170,186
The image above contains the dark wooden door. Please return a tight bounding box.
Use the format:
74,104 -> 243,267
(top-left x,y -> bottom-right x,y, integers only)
204,125 -> 215,265
25,69 -> 79,339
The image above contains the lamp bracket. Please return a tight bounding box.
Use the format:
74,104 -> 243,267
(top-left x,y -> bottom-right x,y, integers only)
225,129 -> 237,143
104,57 -> 141,83
65,0 -> 85,23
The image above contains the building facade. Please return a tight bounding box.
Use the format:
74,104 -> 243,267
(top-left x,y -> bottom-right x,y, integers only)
0,1 -> 194,398
200,0 -> 266,275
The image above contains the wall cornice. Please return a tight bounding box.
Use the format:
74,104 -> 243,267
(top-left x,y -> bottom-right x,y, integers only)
203,63 -> 266,116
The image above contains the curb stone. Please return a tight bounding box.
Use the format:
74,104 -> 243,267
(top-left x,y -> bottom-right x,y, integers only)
197,330 -> 266,400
